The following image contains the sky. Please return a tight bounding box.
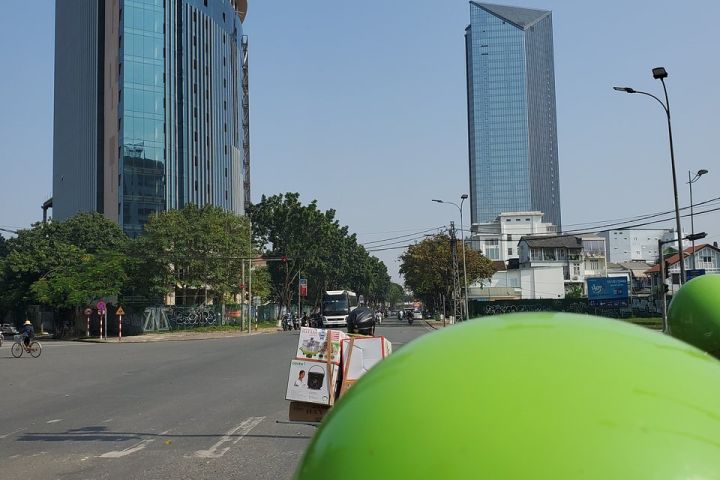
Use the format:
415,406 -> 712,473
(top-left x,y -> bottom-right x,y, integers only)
0,0 -> 718,282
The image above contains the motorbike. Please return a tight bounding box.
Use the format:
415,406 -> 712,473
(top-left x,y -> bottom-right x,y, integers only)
292,315 -> 300,330
406,312 -> 414,325
282,314 -> 293,331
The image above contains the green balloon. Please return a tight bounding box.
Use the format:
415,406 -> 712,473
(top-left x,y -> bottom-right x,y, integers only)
668,274 -> 720,357
296,313 -> 720,479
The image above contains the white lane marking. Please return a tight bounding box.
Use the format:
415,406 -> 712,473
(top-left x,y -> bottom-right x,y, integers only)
193,417 -> 265,459
46,419 -> 63,424
102,418 -> 113,423
0,428 -> 26,439
98,429 -> 170,458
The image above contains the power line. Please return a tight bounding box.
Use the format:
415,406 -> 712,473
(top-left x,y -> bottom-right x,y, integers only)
361,226 -> 446,246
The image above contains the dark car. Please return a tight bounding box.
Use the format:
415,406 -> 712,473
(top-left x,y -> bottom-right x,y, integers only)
0,324 -> 19,335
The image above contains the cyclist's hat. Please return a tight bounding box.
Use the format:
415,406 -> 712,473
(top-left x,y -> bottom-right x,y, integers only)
24,320 -> 31,325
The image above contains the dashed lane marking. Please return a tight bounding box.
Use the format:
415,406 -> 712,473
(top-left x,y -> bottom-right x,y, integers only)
193,417 -> 265,459
98,429 -> 170,458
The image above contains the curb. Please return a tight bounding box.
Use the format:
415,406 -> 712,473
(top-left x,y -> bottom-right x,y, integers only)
74,328 -> 279,344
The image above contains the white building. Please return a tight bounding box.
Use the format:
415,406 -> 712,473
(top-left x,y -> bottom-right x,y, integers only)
470,211 -> 556,262
599,228 -> 679,264
647,243 -> 720,295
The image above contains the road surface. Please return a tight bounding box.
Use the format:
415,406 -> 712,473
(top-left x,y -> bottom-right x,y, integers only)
0,317 -> 432,479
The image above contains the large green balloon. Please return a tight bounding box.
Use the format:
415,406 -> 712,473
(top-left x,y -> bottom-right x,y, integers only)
296,313 -> 720,479
668,274 -> 720,357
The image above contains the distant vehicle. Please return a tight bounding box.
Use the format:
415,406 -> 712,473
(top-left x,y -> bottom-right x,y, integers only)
321,290 -> 358,328
0,324 -> 18,335
412,310 -> 423,320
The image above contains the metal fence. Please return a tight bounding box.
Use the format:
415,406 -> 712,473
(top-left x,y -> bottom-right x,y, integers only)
469,297 -> 662,319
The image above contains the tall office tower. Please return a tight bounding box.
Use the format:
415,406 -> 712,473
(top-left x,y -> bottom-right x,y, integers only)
465,2 -> 561,228
53,0 -> 249,236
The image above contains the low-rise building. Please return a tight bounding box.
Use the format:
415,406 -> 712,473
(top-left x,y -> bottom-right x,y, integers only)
646,243 -> 720,295
470,211 -> 556,262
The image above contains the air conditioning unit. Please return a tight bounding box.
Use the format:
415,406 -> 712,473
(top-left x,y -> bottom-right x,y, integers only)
572,276 -> 579,281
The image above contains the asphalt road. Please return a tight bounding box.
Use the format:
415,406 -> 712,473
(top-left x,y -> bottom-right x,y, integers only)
0,317 -> 432,480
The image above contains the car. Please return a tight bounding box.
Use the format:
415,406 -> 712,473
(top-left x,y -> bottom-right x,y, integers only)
1,324 -> 18,335
412,310 -> 423,320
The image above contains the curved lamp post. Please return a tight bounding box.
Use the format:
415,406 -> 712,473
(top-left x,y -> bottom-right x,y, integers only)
614,67 -> 686,284
688,169 -> 708,269
432,196 -> 469,320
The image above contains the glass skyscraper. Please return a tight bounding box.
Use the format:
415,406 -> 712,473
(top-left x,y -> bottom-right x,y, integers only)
465,2 -> 561,228
53,0 -> 249,236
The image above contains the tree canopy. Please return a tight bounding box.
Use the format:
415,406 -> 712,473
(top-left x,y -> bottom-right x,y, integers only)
249,193 -> 390,309
399,233 -> 494,313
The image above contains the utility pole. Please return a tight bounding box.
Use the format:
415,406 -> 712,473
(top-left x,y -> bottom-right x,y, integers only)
450,222 -> 463,322
658,239 -> 668,332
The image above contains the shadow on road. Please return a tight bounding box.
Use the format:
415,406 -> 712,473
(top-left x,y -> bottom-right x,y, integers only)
17,426 -> 310,442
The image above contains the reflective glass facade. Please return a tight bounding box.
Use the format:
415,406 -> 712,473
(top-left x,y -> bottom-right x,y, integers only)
53,0 -> 247,237
466,2 -> 561,228
120,0 -> 167,237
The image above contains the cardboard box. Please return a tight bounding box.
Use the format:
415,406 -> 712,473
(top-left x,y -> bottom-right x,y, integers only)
341,336 -> 392,382
286,359 -> 340,406
296,327 -> 348,365
288,401 -> 330,423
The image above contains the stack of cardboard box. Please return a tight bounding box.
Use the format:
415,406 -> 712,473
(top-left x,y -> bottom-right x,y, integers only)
286,327 -> 392,422
286,327 -> 347,407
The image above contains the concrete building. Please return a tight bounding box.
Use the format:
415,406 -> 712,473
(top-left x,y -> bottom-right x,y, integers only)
471,234 -> 608,301
53,0 -> 249,236
470,211 -> 556,262
465,2 -> 561,227
599,228 -> 678,264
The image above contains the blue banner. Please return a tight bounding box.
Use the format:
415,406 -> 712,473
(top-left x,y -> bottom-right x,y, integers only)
587,277 -> 629,307
687,269 -> 706,281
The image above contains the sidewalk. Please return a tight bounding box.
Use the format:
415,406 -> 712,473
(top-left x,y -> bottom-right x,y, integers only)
77,326 -> 279,344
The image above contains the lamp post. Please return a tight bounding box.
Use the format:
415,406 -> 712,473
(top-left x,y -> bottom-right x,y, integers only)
432,196 -> 469,320
688,169 -> 709,269
613,66 -> 685,284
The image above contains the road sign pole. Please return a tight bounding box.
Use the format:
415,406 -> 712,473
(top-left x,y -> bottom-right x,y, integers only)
86,316 -> 90,337
119,315 -> 122,342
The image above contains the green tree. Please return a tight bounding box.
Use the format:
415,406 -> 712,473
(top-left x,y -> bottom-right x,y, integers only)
400,234 -> 494,313
0,214 -> 130,318
386,282 -> 406,308
249,193 -> 391,310
135,204 -> 252,304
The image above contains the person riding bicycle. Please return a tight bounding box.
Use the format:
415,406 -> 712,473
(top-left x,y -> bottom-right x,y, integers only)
21,320 -> 35,349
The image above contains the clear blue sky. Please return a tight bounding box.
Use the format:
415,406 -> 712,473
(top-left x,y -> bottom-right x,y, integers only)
1,1 -> 718,281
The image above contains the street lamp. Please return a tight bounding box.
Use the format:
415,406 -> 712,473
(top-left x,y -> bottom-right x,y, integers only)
432,196 -> 469,321
688,169 -> 709,269
613,66 -> 686,283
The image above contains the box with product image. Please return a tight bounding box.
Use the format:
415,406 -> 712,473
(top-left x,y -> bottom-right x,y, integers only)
340,336 -> 392,394
295,327 -> 348,365
286,359 -> 340,406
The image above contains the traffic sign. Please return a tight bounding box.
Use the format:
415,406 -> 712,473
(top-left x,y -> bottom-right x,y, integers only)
299,278 -> 308,297
116,306 -> 125,316
97,300 -> 107,313
83,308 -> 92,316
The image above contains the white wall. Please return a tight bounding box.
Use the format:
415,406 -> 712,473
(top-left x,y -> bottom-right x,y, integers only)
520,266 -> 565,299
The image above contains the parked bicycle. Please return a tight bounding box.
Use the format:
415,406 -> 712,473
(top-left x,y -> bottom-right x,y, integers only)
11,335 -> 42,358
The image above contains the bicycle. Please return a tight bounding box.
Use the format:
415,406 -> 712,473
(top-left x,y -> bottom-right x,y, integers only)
11,335 -> 42,358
